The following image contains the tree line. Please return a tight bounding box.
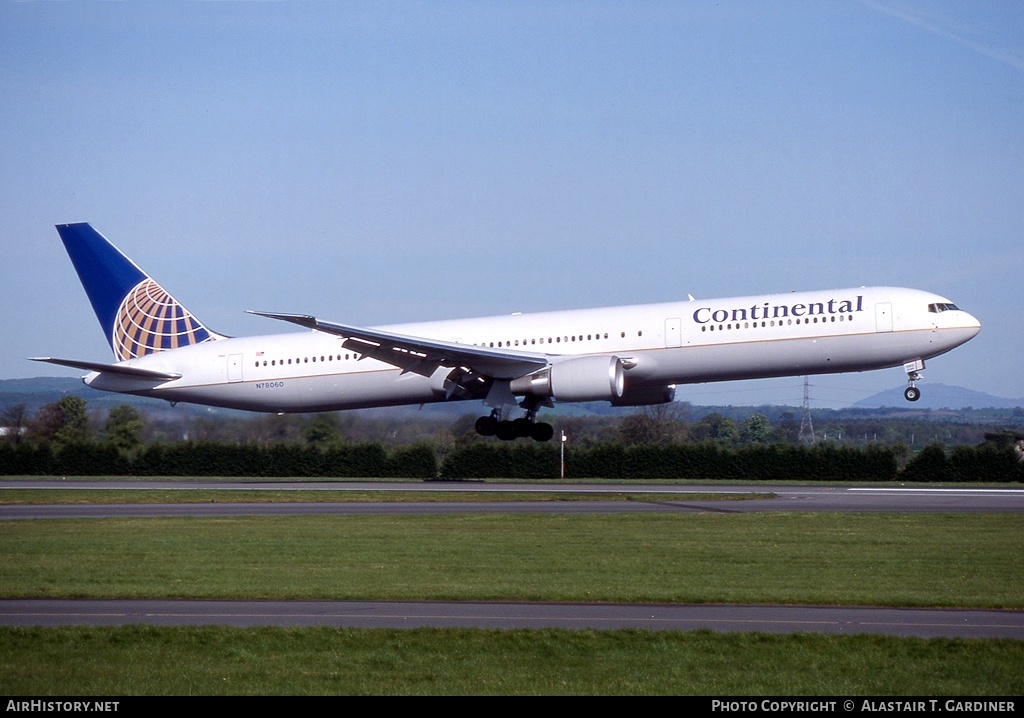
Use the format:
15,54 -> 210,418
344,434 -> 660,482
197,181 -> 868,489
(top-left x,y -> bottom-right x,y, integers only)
1,396 -> 1021,481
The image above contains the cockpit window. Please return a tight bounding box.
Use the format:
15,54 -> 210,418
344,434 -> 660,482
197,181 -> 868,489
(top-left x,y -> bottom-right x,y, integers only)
928,303 -> 960,313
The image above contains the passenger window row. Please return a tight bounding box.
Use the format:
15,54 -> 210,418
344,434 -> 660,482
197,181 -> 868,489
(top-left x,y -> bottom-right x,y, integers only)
255,353 -> 359,368
701,314 -> 855,332
250,329 -> 651,369
251,312 -> 864,368
483,331 -> 641,349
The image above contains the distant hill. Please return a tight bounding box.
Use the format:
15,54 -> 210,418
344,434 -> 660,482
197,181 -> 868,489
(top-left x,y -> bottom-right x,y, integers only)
3,377 -> 1021,421
0,377 -> 184,416
852,383 -> 1024,410
0,377 -> 92,409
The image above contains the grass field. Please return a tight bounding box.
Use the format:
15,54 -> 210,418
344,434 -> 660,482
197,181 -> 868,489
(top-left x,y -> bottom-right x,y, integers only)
2,512 -> 1022,606
2,626 -> 1022,695
1,480 -> 1021,695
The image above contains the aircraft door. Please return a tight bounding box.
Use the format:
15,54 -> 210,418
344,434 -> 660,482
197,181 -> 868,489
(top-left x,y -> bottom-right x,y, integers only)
875,303 -> 893,333
227,354 -> 244,383
665,317 -> 682,348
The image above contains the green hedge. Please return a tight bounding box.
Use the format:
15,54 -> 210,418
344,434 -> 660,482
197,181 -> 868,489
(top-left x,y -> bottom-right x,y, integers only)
1,440 -> 1020,482
0,442 -> 434,479
440,442 -> 901,481
901,442 -> 1024,483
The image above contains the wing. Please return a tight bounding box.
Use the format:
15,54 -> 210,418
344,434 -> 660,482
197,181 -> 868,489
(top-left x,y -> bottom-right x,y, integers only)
248,311 -> 549,379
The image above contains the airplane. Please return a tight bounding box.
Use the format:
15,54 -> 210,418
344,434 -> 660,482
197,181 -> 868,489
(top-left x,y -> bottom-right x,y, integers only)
32,223 -> 982,441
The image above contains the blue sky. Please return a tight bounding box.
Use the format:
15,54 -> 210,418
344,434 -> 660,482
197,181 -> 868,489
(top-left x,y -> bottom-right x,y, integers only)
2,1 -> 1022,409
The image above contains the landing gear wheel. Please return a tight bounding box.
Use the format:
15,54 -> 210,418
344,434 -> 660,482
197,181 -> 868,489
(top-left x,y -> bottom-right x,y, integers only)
904,386 -> 921,402
474,416 -> 497,436
531,422 -> 554,442
512,418 -> 534,438
495,421 -> 518,441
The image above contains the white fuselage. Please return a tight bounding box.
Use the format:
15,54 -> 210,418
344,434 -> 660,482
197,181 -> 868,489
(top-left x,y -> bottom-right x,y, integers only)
84,286 -> 981,413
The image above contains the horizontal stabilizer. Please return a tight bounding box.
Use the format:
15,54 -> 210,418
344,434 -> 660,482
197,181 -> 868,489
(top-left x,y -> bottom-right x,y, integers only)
29,357 -> 182,381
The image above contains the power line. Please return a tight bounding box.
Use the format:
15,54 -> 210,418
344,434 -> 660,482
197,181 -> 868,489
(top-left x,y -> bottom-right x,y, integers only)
798,376 -> 815,444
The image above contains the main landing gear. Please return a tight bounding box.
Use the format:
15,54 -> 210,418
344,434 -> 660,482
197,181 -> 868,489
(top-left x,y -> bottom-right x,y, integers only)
903,359 -> 925,402
472,381 -> 555,442
475,395 -> 557,440
475,410 -> 555,442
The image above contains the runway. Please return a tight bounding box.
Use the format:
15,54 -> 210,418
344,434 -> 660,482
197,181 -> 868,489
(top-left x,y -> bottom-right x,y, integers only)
3,480 -> 1024,518
2,599 -> 1023,638
2,479 -> 1021,638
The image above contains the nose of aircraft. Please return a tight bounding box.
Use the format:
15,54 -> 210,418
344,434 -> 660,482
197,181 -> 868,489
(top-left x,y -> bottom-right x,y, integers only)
962,310 -> 982,337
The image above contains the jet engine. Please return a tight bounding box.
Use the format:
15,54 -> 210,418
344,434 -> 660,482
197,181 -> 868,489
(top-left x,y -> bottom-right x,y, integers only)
610,383 -> 677,407
510,355 -> 625,402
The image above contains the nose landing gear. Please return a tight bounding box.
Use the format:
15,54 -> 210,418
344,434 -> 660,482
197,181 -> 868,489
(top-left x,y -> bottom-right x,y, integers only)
903,359 -> 925,402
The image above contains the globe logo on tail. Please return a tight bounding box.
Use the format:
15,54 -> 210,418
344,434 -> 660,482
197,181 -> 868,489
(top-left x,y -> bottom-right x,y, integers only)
113,278 -> 217,360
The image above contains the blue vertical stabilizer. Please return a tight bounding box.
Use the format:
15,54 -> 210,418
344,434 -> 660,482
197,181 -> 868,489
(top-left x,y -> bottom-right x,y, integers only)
55,223 -> 221,360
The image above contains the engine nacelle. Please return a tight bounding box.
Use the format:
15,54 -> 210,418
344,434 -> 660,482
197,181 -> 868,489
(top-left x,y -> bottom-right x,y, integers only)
609,383 -> 677,407
511,355 -> 625,402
